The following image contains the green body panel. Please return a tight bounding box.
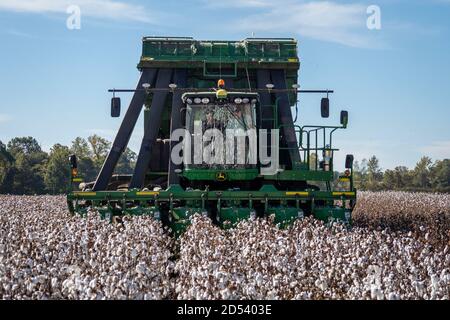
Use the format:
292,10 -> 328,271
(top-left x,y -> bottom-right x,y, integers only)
183,169 -> 259,181
218,207 -> 253,229
68,187 -> 356,202
140,37 -> 299,66
68,186 -> 356,228
264,170 -> 334,181
123,206 -> 160,219
138,37 -> 299,104
267,206 -> 301,228
182,169 -> 333,182
171,207 -> 205,236
97,206 -> 123,221
313,206 -> 351,224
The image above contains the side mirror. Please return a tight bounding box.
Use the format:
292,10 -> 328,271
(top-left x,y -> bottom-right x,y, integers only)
340,110 -> 348,127
321,98 -> 329,118
345,154 -> 354,169
111,97 -> 121,117
69,154 -> 78,169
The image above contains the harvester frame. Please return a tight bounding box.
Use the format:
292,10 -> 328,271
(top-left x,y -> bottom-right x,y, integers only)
67,37 -> 356,234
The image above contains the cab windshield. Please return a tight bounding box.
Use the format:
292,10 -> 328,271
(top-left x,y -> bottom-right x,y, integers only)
188,103 -> 255,132
185,102 -> 257,169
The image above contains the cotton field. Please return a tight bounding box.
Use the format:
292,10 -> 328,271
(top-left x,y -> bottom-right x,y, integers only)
0,196 -> 174,300
353,191 -> 450,248
0,192 -> 449,300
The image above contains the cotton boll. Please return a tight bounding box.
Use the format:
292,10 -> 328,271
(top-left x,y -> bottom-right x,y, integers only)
1,193 -> 449,300
0,195 -> 173,300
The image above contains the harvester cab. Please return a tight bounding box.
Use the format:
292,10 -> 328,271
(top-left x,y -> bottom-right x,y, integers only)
67,37 -> 356,234
181,87 -> 259,171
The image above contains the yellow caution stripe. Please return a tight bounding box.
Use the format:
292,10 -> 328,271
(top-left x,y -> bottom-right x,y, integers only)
72,192 -> 96,196
136,191 -> 160,196
286,192 -> 309,196
332,192 -> 356,196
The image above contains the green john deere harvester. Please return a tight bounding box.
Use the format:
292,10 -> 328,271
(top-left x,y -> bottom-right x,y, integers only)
67,37 -> 356,234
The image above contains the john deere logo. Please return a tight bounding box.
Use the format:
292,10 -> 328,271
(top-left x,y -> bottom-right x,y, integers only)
216,172 -> 227,181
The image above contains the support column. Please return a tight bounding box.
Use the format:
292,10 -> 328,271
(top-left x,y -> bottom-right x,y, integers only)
256,70 -> 274,168
168,69 -> 187,186
130,68 -> 174,189
271,69 -> 301,169
256,69 -> 273,131
93,69 -> 157,191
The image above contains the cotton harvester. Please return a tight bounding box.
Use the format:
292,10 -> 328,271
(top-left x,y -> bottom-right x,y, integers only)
67,37 -> 356,234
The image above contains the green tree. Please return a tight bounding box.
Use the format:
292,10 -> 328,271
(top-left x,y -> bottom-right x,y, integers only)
115,147 -> 137,175
70,137 -> 97,182
367,155 -> 383,191
71,135 -> 136,182
430,159 -> 450,192
71,137 -> 92,158
87,135 -> 111,168
412,156 -> 432,189
1,135 -> 138,194
0,141 -> 15,193
10,152 -> 46,194
353,159 -> 368,190
383,169 -> 395,190
7,136 -> 43,156
396,166 -> 413,189
412,156 -> 432,190
44,144 -> 71,194
383,166 -> 412,190
6,137 -> 47,194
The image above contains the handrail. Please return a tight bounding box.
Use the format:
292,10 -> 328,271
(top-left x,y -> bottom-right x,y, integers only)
258,98 -> 281,129
296,125 -> 345,172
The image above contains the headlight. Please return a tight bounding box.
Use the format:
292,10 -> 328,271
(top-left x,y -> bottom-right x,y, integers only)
194,98 -> 202,104
202,98 -> 210,104
242,98 -> 250,104
186,98 -> 193,104
234,98 -> 242,104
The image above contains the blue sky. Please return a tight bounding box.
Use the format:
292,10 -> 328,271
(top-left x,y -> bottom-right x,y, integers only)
0,0 -> 449,170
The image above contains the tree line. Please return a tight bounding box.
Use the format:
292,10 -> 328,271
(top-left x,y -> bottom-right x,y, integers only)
0,136 -> 136,194
0,136 -> 448,194
351,155 -> 449,193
